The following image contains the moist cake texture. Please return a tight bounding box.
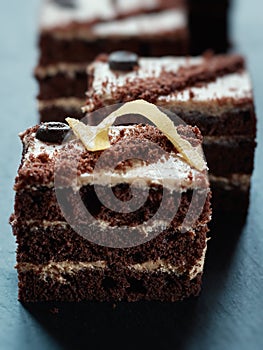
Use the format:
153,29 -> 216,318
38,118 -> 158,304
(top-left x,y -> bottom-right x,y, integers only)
83,53 -> 257,216
11,121 -> 211,302
36,0 -> 189,121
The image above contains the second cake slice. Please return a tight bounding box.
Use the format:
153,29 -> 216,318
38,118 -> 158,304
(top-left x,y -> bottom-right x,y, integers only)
83,52 -> 257,218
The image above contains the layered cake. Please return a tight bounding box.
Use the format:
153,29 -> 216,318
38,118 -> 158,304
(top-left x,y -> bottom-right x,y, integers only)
11,101 -> 211,302
83,53 -> 257,216
36,0 -> 189,121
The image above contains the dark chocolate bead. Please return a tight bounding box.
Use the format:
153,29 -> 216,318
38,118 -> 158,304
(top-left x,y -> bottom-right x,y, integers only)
36,122 -> 70,144
109,51 -> 139,71
53,0 -> 76,8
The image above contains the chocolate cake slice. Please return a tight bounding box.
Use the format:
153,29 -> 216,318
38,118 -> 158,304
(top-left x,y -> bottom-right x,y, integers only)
11,108 -> 211,302
36,0 -> 189,121
83,53 -> 257,217
36,1 -> 231,122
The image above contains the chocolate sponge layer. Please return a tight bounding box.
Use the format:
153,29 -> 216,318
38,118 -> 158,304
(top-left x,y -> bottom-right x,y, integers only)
14,221 -> 208,267
17,268 -> 202,302
39,34 -> 189,67
14,185 -> 211,228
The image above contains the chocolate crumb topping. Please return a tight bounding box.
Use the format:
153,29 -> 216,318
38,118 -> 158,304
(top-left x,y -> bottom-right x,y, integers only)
88,54 -> 245,111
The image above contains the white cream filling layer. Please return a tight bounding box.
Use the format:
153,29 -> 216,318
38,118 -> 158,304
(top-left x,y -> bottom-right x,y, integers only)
157,73 -> 252,115
18,261 -> 107,284
204,135 -> 253,143
35,63 -> 87,78
21,126 -> 207,192
41,0 -> 116,29
158,72 -> 252,104
38,97 -> 86,110
115,0 -> 159,13
17,245 -> 207,284
15,219 -> 209,242
78,154 -> 206,191
209,174 -> 251,191
41,0 -> 162,29
93,10 -> 186,37
41,0 -> 186,39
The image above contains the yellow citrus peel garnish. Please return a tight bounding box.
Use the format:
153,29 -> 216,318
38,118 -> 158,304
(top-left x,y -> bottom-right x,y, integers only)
66,100 -> 206,171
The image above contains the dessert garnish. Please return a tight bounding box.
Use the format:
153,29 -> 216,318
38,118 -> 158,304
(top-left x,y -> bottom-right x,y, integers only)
66,100 -> 206,171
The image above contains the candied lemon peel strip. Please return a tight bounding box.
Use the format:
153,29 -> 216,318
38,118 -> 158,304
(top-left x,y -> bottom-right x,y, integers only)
66,100 -> 206,171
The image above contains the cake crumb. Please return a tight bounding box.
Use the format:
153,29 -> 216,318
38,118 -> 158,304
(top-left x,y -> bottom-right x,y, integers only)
189,89 -> 195,99
49,307 -> 59,314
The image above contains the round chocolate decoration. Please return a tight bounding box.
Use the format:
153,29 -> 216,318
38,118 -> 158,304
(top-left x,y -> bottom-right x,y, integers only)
53,0 -> 76,8
109,51 -> 139,71
36,122 -> 70,143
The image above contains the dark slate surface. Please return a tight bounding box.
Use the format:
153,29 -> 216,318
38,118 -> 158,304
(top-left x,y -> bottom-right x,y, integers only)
0,0 -> 262,349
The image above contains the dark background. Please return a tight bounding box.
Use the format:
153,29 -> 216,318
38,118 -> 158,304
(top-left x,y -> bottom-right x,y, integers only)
0,0 -> 262,349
